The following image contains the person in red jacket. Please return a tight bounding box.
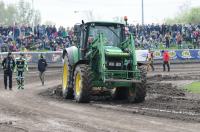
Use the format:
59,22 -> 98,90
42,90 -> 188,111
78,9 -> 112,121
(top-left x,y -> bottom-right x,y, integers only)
162,50 -> 170,72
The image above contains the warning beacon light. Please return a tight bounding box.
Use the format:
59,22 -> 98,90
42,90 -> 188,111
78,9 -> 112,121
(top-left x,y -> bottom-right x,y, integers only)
124,16 -> 128,25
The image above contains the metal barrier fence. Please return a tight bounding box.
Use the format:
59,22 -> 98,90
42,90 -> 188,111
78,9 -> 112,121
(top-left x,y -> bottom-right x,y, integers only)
0,49 -> 200,64
0,51 -> 62,64
153,49 -> 200,60
137,49 -> 200,63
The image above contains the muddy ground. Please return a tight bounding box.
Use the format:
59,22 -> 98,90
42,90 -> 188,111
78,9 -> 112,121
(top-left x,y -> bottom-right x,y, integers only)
0,64 -> 200,131
43,75 -> 200,123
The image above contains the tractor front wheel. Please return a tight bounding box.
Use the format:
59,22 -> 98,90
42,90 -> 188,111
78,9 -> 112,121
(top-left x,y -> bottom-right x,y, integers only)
73,64 -> 93,103
62,55 -> 74,99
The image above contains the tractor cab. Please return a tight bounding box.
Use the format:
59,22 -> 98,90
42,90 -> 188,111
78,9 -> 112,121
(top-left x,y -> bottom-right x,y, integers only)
74,22 -> 126,57
86,22 -> 126,46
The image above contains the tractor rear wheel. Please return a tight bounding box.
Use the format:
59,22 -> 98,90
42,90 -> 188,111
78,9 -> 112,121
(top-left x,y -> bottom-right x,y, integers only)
112,87 -> 128,100
62,55 -> 74,99
134,66 -> 147,103
112,66 -> 147,103
112,87 -> 136,103
73,64 -> 93,103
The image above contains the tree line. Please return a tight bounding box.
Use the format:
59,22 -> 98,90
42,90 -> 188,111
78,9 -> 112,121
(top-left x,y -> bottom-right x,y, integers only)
0,0 -> 41,26
165,6 -> 200,24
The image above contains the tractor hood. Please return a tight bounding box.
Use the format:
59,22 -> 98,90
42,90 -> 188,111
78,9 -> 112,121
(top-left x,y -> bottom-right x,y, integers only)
104,46 -> 129,57
104,46 -> 123,53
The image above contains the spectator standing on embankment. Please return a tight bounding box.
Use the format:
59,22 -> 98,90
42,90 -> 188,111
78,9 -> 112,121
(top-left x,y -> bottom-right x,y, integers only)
176,32 -> 182,49
165,32 -> 171,48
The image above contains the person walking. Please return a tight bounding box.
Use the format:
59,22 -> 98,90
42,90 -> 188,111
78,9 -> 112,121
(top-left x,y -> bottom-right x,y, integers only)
1,52 -> 15,90
38,54 -> 48,85
14,53 -> 28,90
162,50 -> 170,72
146,49 -> 155,71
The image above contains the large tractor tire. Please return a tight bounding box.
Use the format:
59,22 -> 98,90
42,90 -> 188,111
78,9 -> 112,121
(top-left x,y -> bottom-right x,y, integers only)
112,66 -> 147,103
73,64 -> 93,103
112,87 -> 128,100
62,55 -> 74,99
112,87 -> 136,103
134,66 -> 147,103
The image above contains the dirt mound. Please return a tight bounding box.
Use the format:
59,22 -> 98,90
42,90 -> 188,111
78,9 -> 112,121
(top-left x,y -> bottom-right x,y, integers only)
142,96 -> 200,112
147,82 -> 185,96
148,74 -> 200,81
39,85 -> 64,100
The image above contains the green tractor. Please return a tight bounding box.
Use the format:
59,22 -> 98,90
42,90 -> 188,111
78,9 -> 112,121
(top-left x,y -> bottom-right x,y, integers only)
62,21 -> 147,103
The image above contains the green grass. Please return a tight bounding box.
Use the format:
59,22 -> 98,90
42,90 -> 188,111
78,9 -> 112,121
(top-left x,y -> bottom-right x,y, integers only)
30,49 -> 50,52
184,82 -> 200,94
136,42 -> 195,50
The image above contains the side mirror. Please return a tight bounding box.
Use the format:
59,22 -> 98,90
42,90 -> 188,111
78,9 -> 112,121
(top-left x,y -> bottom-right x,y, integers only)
62,49 -> 67,59
74,24 -> 81,34
82,20 -> 85,24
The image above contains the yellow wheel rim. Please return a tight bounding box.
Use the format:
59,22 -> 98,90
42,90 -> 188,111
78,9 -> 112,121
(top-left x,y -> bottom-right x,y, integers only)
62,63 -> 68,89
75,72 -> 81,96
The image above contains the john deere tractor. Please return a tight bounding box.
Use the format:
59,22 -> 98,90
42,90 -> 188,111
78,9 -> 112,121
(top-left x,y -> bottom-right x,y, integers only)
62,21 -> 147,103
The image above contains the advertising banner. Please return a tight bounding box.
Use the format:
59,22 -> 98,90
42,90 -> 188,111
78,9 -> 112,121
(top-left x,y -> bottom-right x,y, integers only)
153,49 -> 200,60
0,51 -> 62,64
1,49 -> 200,64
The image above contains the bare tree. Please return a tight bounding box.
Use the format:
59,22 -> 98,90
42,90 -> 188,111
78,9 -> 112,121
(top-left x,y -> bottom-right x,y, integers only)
85,10 -> 95,21
0,1 -> 6,25
33,10 -> 41,26
0,0 -> 41,26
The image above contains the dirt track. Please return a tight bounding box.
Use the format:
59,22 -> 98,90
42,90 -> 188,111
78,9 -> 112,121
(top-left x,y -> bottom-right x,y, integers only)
0,64 -> 200,132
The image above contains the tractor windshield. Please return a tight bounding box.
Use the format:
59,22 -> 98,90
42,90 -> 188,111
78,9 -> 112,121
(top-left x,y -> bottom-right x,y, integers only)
89,25 -> 122,46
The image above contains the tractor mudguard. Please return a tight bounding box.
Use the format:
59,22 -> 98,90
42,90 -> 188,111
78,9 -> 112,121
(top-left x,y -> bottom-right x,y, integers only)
62,46 -> 79,66
136,50 -> 148,66
137,61 -> 147,67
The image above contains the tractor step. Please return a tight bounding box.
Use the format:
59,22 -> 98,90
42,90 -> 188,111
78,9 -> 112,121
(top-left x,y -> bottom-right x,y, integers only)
105,79 -> 141,83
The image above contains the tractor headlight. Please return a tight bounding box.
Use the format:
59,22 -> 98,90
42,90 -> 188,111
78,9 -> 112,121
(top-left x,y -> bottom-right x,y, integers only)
116,62 -> 121,67
109,62 -> 115,66
108,62 -> 122,67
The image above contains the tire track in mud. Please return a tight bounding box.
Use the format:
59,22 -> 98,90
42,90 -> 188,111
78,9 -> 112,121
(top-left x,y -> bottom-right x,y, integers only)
0,82 -> 109,132
39,72 -> 200,123
0,125 -> 28,132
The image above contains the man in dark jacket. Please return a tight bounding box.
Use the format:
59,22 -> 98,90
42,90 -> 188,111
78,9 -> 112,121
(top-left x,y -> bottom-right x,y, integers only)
38,54 -> 47,85
2,52 -> 15,90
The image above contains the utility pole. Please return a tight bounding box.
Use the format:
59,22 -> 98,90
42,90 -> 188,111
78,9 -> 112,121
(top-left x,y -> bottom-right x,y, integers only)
142,0 -> 144,25
74,10 -> 94,22
32,0 -> 35,34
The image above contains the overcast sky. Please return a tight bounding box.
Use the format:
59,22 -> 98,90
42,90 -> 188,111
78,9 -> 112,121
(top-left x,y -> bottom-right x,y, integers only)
2,0 -> 200,27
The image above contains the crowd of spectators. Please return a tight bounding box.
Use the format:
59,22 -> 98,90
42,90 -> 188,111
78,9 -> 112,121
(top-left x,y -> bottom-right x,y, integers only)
1,23 -> 200,52
129,24 -> 200,49
0,25 -> 74,52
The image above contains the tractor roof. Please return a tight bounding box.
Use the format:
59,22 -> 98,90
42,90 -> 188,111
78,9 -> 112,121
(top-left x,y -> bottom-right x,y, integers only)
85,21 -> 125,26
